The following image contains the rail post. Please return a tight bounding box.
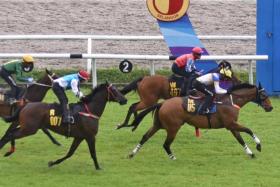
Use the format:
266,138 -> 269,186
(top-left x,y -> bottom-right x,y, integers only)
248,60 -> 253,84
91,58 -> 97,88
150,60 -> 155,75
87,38 -> 92,73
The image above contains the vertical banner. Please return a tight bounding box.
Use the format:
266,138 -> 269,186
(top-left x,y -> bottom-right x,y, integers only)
147,0 -> 217,72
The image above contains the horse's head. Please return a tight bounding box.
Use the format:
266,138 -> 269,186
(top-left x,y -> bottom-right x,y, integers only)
106,82 -> 127,105
45,69 -> 59,80
255,83 -> 273,112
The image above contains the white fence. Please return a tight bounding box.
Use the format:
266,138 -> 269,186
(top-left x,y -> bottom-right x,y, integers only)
0,35 -> 263,87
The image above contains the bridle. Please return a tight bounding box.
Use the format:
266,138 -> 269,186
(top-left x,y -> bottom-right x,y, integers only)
107,84 -> 118,101
79,84 -> 119,120
254,87 -> 268,106
229,86 -> 268,108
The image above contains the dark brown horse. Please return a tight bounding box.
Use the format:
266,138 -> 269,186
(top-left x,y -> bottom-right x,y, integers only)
127,83 -> 273,160
117,62 -> 241,138
0,82 -> 127,170
0,69 -> 60,156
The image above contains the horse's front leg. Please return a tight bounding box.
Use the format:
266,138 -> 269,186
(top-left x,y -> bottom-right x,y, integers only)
228,121 -> 261,153
48,138 -> 82,167
116,102 -> 139,129
85,136 -> 101,170
41,128 -> 61,146
230,130 -> 255,158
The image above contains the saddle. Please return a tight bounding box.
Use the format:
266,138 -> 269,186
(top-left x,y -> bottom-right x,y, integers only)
0,87 -> 25,104
181,96 -> 217,115
168,74 -> 186,97
48,103 -> 97,126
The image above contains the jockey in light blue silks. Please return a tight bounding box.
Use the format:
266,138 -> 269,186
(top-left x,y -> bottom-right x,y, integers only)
52,70 -> 90,123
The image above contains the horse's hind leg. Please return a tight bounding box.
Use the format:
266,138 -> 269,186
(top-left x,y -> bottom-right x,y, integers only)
48,138 -> 83,167
117,102 -> 139,129
0,122 -> 18,156
0,127 -> 20,150
85,136 -> 101,170
163,127 -> 180,160
230,130 -> 255,158
128,125 -> 160,159
0,125 -> 39,151
41,128 -> 61,146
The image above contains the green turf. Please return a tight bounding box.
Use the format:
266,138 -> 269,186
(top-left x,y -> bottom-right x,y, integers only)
0,91 -> 279,187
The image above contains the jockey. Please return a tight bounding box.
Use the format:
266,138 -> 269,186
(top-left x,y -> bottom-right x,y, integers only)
192,65 -> 233,114
0,55 -> 35,99
52,70 -> 90,124
171,47 -> 203,95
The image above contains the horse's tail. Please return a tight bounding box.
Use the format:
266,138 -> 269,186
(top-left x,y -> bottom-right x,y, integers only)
131,103 -> 162,131
120,77 -> 143,95
2,107 -> 21,123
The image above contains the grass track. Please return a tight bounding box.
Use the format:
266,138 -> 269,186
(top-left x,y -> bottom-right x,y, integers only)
0,91 -> 279,187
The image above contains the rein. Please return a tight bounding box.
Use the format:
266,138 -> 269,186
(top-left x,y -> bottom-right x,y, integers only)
29,82 -> 52,87
27,73 -> 55,88
79,103 -> 100,119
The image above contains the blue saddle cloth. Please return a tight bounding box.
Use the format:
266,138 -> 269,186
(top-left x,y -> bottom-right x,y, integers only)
182,96 -> 217,115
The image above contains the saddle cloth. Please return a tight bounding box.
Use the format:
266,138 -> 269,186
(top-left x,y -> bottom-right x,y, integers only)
48,103 -> 83,126
181,96 -> 217,115
168,74 -> 185,97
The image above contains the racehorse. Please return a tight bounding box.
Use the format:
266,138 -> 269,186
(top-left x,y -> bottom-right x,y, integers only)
117,61 -> 241,134
0,69 -> 60,156
127,83 -> 273,160
0,82 -> 127,170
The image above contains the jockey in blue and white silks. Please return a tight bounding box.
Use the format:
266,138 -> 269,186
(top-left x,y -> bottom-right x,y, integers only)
192,67 -> 233,114
52,70 -> 90,123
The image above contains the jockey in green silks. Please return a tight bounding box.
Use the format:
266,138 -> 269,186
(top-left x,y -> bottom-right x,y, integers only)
0,55 -> 35,99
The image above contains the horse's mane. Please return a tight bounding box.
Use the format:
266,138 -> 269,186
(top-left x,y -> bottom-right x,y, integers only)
229,83 -> 256,92
81,83 -> 108,103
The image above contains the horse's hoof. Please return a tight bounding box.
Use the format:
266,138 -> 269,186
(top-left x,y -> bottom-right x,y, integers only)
131,126 -> 137,132
54,142 -> 62,146
96,167 -> 102,170
250,154 -> 255,159
116,124 -> 124,130
127,153 -> 134,159
4,151 -> 13,157
48,161 -> 54,167
256,144 -> 261,152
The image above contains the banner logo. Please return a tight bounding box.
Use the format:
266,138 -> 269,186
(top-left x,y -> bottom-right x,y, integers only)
147,0 -> 190,21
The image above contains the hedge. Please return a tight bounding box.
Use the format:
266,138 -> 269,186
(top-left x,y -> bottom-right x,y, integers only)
0,68 -> 252,85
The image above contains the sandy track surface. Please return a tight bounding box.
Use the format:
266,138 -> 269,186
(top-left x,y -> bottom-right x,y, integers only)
0,0 -> 256,69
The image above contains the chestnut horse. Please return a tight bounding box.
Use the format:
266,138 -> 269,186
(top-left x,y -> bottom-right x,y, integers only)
127,83 -> 273,160
117,61 -> 241,130
0,69 -> 60,156
0,82 -> 127,170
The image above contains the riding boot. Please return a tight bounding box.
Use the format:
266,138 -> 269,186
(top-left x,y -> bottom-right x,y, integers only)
180,78 -> 188,96
62,104 -> 73,124
186,72 -> 201,95
7,86 -> 18,104
198,95 -> 212,115
10,86 -> 17,99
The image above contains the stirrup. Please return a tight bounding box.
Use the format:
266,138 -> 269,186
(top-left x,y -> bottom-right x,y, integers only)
63,115 -> 75,124
7,98 -> 17,105
68,116 -> 75,124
